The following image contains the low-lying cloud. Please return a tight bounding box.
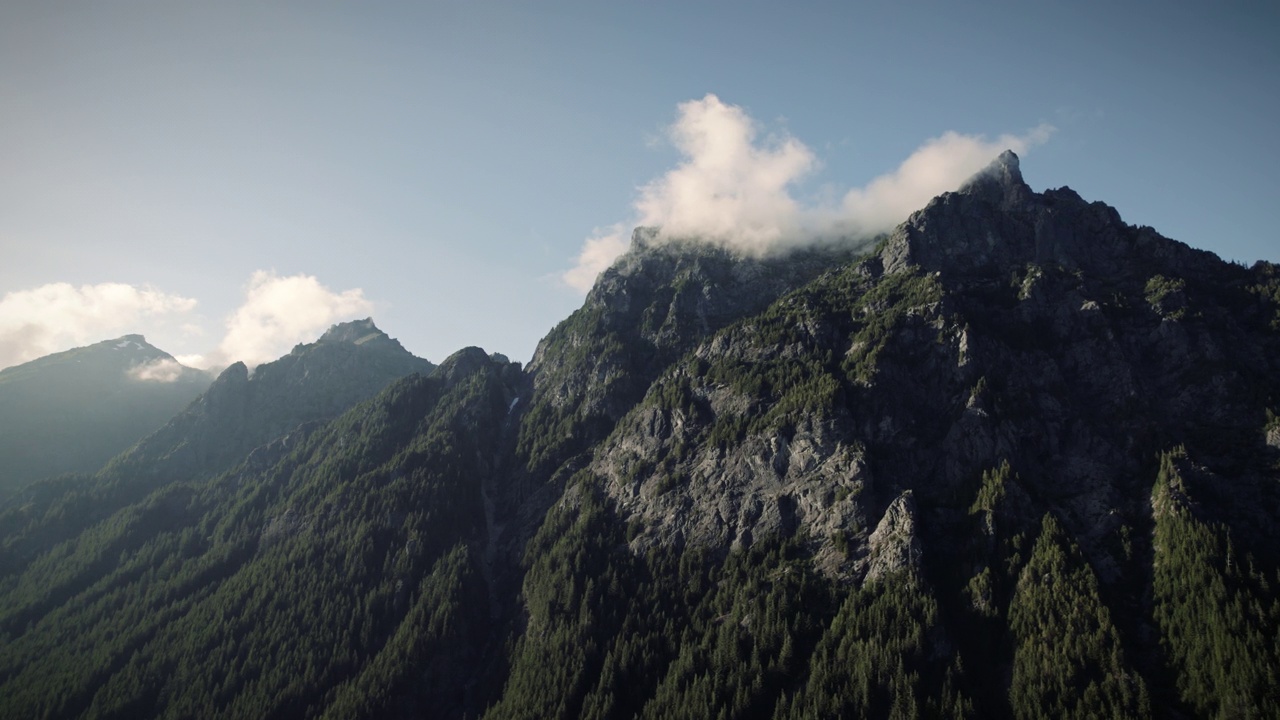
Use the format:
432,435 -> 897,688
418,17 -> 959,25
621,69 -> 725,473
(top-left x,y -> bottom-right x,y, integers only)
0,282 -> 197,369
562,94 -> 1054,291
128,357 -> 189,383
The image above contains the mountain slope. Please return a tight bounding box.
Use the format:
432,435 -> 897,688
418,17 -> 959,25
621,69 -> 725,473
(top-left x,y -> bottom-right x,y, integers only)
586,151 -> 1280,573
0,348 -> 513,719
110,317 -> 437,481
507,230 -> 864,556
0,155 -> 1277,719
0,336 -> 211,494
0,318 -> 436,576
490,152 -> 1280,718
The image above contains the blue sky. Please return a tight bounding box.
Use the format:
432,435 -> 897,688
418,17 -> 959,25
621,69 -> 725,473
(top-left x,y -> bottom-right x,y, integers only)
1,1 -> 1276,370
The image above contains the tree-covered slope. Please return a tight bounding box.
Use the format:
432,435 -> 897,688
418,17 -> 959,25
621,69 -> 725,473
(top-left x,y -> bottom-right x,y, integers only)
0,347 -> 514,719
0,319 -> 435,584
488,152 -> 1280,718
1,153 -> 1277,718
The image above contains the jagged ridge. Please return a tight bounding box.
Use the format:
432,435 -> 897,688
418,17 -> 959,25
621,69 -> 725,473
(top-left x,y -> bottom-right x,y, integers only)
0,155 -> 1277,719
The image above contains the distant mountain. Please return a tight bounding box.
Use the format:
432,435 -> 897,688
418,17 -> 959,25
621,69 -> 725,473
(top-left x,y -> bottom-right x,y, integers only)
0,335 -> 210,494
0,318 -> 435,572
107,316 -> 437,482
0,156 -> 1277,719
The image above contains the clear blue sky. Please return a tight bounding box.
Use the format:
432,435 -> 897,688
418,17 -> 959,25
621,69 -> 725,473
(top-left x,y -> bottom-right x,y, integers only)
1,0 -> 1276,370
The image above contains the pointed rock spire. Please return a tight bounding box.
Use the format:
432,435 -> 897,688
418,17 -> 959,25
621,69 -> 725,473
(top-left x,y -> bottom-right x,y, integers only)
957,149 -> 1033,210
880,149 -> 1152,277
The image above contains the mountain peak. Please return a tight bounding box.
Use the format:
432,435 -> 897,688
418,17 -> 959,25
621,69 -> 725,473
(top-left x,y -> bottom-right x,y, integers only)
107,334 -> 159,355
84,333 -> 159,355
881,150 -> 1167,277
318,318 -> 387,345
309,318 -> 426,361
969,148 -> 1020,184
955,148 -> 1031,209
992,148 -> 1020,174
0,333 -> 211,488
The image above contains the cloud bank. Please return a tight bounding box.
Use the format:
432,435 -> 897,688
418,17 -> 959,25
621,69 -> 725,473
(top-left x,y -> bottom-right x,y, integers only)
0,283 -> 197,369
562,94 -> 1054,291
0,272 -> 373,372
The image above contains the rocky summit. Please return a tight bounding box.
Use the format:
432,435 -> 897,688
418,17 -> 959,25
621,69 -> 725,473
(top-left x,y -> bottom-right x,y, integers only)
0,154 -> 1277,719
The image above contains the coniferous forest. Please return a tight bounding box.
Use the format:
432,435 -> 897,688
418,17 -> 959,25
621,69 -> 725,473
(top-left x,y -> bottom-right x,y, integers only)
1,153 -> 1278,718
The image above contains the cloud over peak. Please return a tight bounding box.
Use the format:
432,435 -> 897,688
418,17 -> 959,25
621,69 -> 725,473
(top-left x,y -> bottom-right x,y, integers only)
128,357 -> 191,383
635,94 -> 816,250
562,225 -> 631,293
201,270 -> 374,369
562,94 -> 1054,291
0,272 -> 374,372
834,126 -> 1054,236
0,282 -> 197,369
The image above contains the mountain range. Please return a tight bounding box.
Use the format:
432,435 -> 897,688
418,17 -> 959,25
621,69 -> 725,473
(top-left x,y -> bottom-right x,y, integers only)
0,151 -> 1277,719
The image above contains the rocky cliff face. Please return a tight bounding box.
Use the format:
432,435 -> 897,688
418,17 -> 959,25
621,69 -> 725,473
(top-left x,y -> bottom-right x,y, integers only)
522,228 -> 863,462
579,151 -> 1279,587
506,229 -> 864,548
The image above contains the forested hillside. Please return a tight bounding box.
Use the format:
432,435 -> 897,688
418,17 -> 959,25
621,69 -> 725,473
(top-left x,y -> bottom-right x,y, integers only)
1,153 -> 1277,718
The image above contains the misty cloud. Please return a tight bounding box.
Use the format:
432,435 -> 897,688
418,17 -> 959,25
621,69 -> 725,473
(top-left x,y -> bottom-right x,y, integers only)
562,225 -> 630,293
831,125 -> 1055,235
128,357 -> 189,383
0,282 -> 197,369
195,270 -> 373,369
562,94 -> 1054,292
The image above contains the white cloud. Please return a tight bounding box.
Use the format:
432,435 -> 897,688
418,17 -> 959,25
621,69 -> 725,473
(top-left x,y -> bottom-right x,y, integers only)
0,272 -> 375,372
560,224 -> 630,292
561,94 -> 1055,293
0,282 -> 197,369
128,357 -> 189,383
634,94 -> 817,251
173,353 -> 207,368
200,270 -> 373,369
